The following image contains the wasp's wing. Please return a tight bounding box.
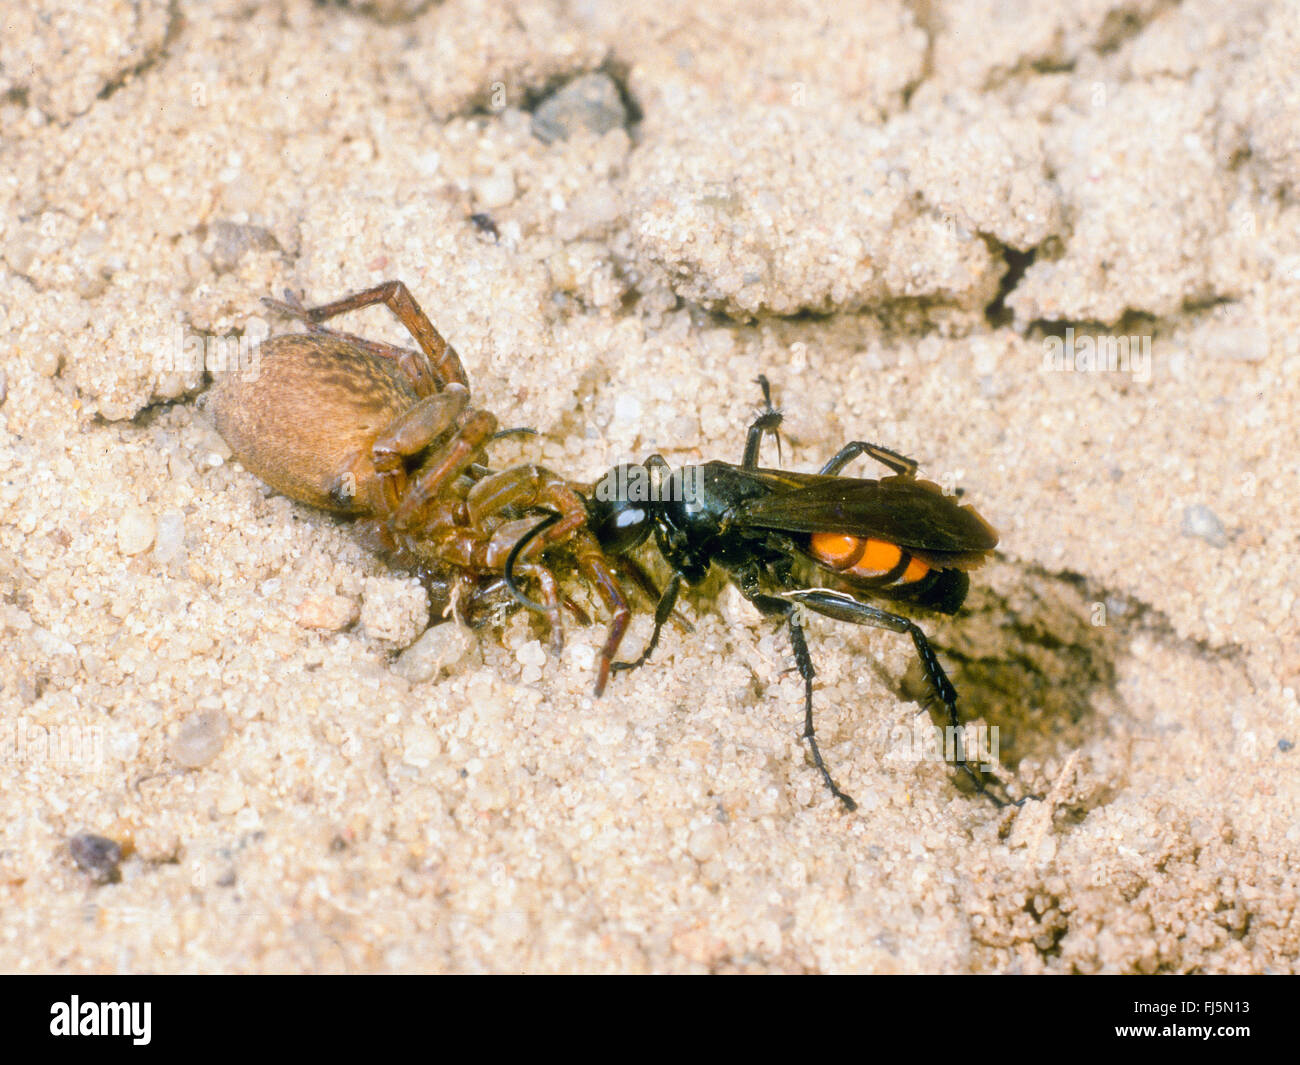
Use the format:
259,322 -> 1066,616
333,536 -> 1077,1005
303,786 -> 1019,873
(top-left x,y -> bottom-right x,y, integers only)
734,474 -> 998,555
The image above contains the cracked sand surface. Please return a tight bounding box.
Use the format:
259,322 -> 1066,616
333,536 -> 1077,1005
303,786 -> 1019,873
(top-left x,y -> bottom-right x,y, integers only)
0,0 -> 1297,972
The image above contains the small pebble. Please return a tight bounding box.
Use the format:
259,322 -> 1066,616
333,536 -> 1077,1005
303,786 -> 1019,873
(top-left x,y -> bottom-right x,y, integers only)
108,729 -> 140,762
472,165 -> 516,209
296,592 -> 359,632
30,625 -> 75,660
203,219 -> 279,275
169,708 -> 230,768
31,344 -> 64,378
613,392 -> 642,424
217,778 -> 247,816
360,576 -> 428,645
531,73 -> 629,144
116,507 -> 157,556
394,622 -> 474,683
688,823 -> 726,862
401,724 -> 442,768
1180,503 -> 1227,548
69,833 -> 124,885
152,510 -> 186,565
1204,325 -> 1268,363
567,641 -> 596,672
515,640 -> 547,668
191,424 -> 232,466
516,639 -> 546,683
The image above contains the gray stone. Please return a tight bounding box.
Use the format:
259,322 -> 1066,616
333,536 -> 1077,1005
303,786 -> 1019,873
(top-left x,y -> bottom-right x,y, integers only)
532,73 -> 628,144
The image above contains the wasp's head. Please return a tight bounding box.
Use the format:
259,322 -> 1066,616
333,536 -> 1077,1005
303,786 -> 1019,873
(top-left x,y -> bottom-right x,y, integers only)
585,463 -> 657,554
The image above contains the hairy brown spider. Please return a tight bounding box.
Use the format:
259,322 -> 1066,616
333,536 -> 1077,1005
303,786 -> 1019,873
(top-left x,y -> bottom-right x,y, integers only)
207,281 -> 639,692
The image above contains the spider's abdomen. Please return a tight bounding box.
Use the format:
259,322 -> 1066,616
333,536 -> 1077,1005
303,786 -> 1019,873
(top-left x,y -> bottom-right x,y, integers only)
210,333 -> 416,515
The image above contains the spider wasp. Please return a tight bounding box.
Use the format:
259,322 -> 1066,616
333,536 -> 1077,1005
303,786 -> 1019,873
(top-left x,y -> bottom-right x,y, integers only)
542,377 -> 1003,811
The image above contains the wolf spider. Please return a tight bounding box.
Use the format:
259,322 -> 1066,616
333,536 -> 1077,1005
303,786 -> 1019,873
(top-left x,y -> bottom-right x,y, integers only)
208,281 -> 642,692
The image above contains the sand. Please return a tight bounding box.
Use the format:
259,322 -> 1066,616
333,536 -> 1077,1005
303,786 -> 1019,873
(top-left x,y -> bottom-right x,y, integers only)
0,0 -> 1296,973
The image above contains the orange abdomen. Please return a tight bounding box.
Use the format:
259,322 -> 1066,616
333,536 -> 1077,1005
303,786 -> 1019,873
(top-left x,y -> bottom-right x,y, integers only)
809,532 -> 930,583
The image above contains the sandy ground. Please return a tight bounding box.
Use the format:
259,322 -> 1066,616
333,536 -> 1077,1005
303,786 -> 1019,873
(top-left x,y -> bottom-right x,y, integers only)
1,0 -> 1297,973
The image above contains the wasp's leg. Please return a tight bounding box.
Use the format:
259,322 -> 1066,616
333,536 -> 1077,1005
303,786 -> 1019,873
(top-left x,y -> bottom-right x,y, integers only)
610,571 -> 685,678
741,374 -> 784,469
740,590 -> 858,810
777,588 -> 1012,803
265,280 -> 469,392
613,555 -> 694,634
818,442 -> 919,477
612,554 -> 664,608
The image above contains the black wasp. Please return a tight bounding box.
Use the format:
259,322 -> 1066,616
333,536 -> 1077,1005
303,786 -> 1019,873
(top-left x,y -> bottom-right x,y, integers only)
575,377 -> 1002,811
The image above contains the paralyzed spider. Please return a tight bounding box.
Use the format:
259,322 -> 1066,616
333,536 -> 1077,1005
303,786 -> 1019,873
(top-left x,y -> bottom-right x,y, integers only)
206,281 -> 642,691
